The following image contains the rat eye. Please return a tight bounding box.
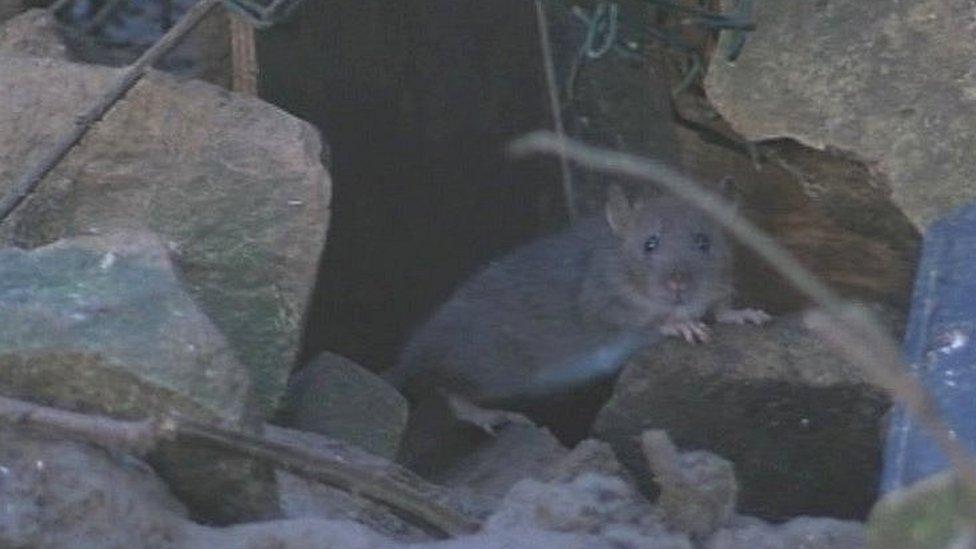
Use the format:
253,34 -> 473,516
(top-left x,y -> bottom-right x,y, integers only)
693,233 -> 710,252
644,235 -> 660,252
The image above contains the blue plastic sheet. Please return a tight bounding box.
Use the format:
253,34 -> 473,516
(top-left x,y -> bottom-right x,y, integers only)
881,202 -> 976,492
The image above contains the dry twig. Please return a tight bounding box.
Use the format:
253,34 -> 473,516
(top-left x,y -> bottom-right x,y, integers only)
229,11 -> 259,95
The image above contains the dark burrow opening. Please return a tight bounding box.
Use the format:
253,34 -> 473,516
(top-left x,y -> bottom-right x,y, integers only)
258,1 -> 566,376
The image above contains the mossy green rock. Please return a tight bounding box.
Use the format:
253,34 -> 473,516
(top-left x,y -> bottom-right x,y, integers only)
0,231 -> 249,422
868,472 -> 976,549
0,56 -> 330,416
0,231 -> 280,523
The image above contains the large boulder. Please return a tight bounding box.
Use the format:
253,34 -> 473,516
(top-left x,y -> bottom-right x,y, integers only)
705,0 -> 976,229
0,56 -> 331,415
593,314 -> 890,520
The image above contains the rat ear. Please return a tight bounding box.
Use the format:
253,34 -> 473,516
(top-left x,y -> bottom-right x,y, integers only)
605,185 -> 633,236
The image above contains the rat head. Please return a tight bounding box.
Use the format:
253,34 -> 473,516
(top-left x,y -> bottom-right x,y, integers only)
605,180 -> 735,319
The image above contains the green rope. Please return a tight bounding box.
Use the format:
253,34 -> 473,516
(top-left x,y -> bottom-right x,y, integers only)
582,2 -> 619,59
642,0 -> 755,60
568,2 -> 643,102
562,0 -> 755,101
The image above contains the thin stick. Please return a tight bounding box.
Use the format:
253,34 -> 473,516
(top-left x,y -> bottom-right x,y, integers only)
229,11 -> 259,95
0,394 -> 478,538
533,0 -> 579,221
0,0 -> 224,225
510,130 -> 976,491
0,394 -> 174,455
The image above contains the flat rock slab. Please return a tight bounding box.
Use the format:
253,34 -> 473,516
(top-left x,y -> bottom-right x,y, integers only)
0,231 -> 248,423
0,56 -> 331,415
282,351 -> 407,460
594,314 -> 890,520
705,0 -> 976,228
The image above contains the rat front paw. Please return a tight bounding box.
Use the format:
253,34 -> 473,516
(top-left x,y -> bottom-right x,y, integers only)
715,308 -> 771,326
660,319 -> 711,343
445,393 -> 531,435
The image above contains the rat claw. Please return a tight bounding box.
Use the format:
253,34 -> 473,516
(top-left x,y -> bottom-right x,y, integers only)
661,320 -> 710,344
445,393 -> 530,435
716,308 -> 772,326
692,321 -> 711,342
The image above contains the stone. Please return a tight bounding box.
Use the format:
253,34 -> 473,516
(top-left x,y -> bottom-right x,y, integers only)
704,516 -> 866,549
281,351 -> 407,460
0,9 -> 69,60
0,231 -> 281,523
189,516 -> 690,549
540,438 -> 630,483
394,396 -> 572,519
275,471 -> 431,543
0,424 -> 188,548
0,0 -> 24,23
0,424 -> 393,549
270,425 -> 433,542
182,518 -> 394,549
422,528 -> 687,549
0,231 -> 249,423
593,314 -> 890,520
483,473 -> 692,549
705,0 -> 976,229
642,430 -> 737,539
429,418 -> 570,518
0,56 -> 331,416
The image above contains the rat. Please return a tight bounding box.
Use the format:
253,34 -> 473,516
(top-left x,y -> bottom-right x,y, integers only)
386,180 -> 769,429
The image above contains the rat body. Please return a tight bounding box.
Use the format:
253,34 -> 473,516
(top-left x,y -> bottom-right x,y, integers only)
387,183 -> 768,410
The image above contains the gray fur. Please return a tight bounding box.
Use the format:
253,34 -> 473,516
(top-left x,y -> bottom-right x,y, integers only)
387,189 -> 734,405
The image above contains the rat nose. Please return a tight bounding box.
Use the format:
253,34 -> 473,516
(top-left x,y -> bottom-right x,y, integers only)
666,270 -> 690,293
